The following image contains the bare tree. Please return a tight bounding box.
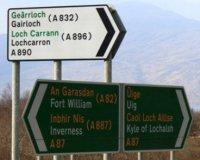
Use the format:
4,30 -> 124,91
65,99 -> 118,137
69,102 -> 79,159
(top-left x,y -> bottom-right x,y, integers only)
0,84 -> 12,107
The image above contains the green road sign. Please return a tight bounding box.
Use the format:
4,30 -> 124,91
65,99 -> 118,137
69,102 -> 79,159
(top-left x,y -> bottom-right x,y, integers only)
23,80 -> 120,155
124,84 -> 192,151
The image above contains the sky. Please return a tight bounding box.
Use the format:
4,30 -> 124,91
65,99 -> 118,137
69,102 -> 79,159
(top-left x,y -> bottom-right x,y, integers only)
1,0 -> 200,34
140,0 -> 200,21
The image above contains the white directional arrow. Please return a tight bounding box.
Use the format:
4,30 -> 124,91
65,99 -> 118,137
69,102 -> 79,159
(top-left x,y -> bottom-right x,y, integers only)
8,5 -> 126,61
175,89 -> 190,148
28,83 -> 48,152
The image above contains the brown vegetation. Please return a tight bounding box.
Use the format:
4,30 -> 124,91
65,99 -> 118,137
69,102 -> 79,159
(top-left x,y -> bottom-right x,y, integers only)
0,85 -> 200,160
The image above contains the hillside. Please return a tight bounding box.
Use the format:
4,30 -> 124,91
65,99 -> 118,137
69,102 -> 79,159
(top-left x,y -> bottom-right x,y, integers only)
1,1 -> 200,110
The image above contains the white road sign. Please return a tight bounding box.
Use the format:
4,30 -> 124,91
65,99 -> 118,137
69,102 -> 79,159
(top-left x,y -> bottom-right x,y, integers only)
8,5 -> 126,61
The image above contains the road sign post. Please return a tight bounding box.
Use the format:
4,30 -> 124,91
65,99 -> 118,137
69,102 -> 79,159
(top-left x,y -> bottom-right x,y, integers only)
103,55 -> 112,160
11,62 -> 20,160
138,152 -> 144,160
170,151 -> 174,160
70,155 -> 73,160
23,80 -> 120,155
53,61 -> 62,160
123,84 -> 192,151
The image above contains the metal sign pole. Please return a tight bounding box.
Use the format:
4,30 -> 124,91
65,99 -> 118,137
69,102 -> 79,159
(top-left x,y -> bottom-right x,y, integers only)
138,152 -> 144,160
52,61 -> 74,160
53,60 -> 62,160
36,156 -> 44,160
170,151 -> 174,160
70,155 -> 74,160
104,58 -> 112,83
53,60 -> 62,80
103,56 -> 112,160
11,61 -> 20,160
